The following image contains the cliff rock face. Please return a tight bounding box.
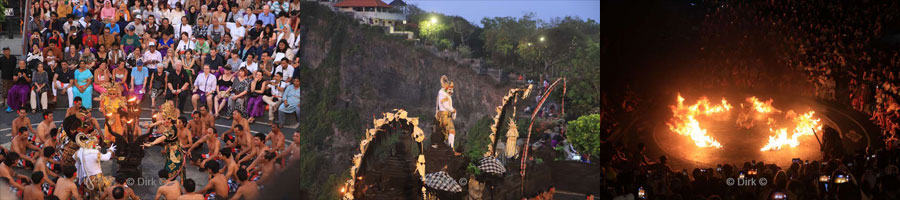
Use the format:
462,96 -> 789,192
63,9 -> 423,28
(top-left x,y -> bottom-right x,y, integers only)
302,19 -> 510,136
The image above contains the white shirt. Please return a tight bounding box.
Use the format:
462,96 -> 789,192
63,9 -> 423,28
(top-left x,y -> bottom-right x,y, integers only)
142,50 -> 162,69
232,26 -> 246,41
274,65 -> 294,81
436,89 -> 453,112
241,14 -> 257,27
276,32 -> 297,48
240,61 -> 258,73
176,39 -> 195,52
167,10 -> 185,25
177,24 -> 192,37
268,80 -> 287,97
194,72 -> 217,93
74,148 -> 112,179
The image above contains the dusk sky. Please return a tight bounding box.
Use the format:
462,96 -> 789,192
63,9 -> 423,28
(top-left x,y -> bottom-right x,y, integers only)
405,0 -> 600,26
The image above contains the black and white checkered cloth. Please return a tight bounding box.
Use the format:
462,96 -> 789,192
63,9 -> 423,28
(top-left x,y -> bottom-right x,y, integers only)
425,171 -> 463,192
479,157 -> 506,175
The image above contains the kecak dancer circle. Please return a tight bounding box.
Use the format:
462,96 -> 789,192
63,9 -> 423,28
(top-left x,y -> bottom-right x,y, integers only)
73,131 -> 117,199
143,101 -> 187,181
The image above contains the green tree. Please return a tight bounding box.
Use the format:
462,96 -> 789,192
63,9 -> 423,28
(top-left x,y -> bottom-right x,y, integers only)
566,114 -> 604,157
419,13 -> 452,49
480,14 -> 538,67
563,39 -> 601,118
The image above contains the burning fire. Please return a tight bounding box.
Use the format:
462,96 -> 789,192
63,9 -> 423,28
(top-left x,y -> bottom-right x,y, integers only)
668,94 -> 823,151
667,94 -> 731,148
759,111 -> 822,151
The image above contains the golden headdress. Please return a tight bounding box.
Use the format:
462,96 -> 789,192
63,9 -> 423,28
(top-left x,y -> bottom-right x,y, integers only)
103,82 -> 123,94
158,101 -> 179,121
154,101 -> 180,135
76,132 -> 98,149
440,75 -> 454,93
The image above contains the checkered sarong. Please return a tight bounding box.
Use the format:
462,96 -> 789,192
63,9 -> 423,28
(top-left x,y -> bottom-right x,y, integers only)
478,157 -> 506,175
424,171 -> 462,192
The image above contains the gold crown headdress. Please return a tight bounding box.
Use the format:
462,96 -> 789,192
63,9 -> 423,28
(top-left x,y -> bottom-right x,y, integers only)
75,132 -> 98,149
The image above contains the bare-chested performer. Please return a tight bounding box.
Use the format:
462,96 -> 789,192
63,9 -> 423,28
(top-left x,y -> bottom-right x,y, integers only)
177,117 -> 193,149
35,111 -> 56,144
22,172 -> 45,200
229,169 -> 259,200
198,105 -> 216,131
0,153 -> 29,191
65,97 -> 84,117
223,110 -> 250,137
248,150 -> 277,185
32,147 -> 58,186
53,166 -> 81,200
11,108 -> 35,137
11,127 -> 40,168
154,169 -> 182,200
100,175 -> 140,200
187,111 -> 208,140
189,128 -> 221,166
194,162 -> 229,199
178,179 -> 205,200
238,134 -> 269,165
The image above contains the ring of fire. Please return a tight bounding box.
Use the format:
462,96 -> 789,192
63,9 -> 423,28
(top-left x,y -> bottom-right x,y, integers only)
667,93 -> 823,151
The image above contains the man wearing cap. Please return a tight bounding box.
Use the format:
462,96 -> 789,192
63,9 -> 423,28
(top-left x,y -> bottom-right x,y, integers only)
128,16 -> 146,36
131,60 -> 149,100
0,48 -> 17,107
143,43 -> 163,74
232,20 -> 246,42
121,26 -> 141,54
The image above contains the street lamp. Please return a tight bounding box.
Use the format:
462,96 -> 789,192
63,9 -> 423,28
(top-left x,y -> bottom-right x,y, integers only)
430,16 -> 438,24
539,36 -> 545,42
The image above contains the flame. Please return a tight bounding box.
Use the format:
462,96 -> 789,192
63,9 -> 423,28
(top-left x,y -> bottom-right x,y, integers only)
668,93 -> 822,151
747,97 -> 779,113
760,111 -> 822,151
667,94 -> 729,148
128,96 -> 137,102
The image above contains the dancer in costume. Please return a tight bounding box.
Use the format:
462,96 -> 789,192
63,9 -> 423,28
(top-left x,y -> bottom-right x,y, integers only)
435,75 -> 457,149
73,132 -> 116,199
143,101 -> 186,180
99,82 -> 127,142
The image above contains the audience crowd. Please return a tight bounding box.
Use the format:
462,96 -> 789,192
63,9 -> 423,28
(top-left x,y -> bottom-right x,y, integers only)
0,0 -> 306,199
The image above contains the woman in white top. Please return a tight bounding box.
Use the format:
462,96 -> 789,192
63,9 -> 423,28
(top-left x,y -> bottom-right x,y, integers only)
26,44 -> 44,64
192,64 -> 217,112
240,54 -> 259,73
175,32 -> 195,53
166,4 -> 186,26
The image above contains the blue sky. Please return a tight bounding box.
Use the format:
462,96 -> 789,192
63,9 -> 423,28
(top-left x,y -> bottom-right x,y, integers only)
405,0 -> 600,26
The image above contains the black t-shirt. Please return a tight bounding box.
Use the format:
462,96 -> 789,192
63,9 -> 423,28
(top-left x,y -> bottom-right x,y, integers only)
167,69 -> 189,90
0,55 -> 17,80
248,28 -> 262,39
56,68 -> 73,83
151,71 -> 167,89
158,24 -> 175,37
13,67 -> 32,84
206,54 -> 225,71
